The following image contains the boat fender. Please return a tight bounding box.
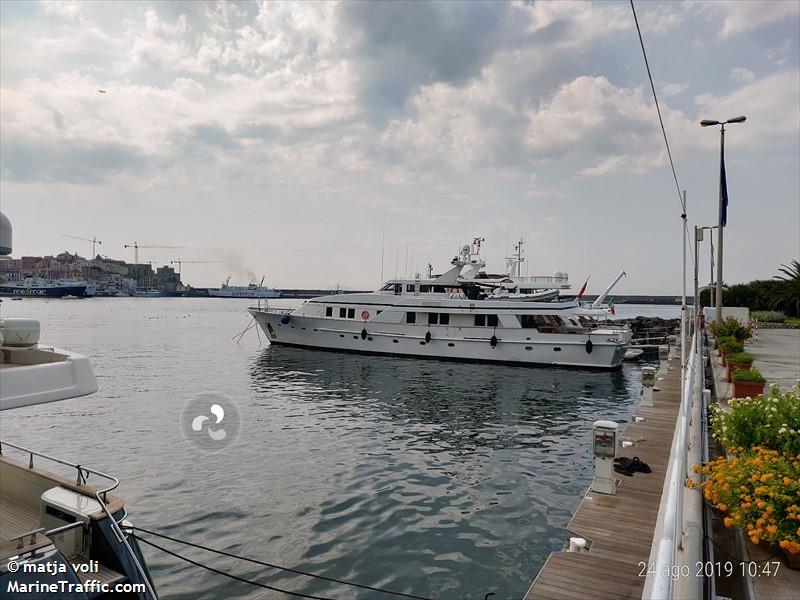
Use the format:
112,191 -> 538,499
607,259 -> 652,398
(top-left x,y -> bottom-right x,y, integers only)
280,315 -> 290,325
425,331 -> 431,344
361,310 -> 370,320
490,335 -> 498,348
585,339 -> 593,354
361,328 -> 367,340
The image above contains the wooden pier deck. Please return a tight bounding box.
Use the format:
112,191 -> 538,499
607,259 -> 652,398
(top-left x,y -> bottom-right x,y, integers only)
525,353 -> 683,600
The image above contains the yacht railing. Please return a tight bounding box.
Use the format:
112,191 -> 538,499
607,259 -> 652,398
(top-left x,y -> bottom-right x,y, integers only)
0,440 -> 158,600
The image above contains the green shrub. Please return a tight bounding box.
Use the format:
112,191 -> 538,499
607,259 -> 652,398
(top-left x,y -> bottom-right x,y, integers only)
711,385 -> 800,455
710,316 -> 752,341
786,318 -> 800,327
751,310 -> 787,323
720,340 -> 744,354
732,368 -> 766,383
727,352 -> 754,365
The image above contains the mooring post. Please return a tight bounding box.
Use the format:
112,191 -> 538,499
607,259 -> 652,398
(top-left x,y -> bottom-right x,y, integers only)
657,345 -> 669,378
641,366 -> 656,407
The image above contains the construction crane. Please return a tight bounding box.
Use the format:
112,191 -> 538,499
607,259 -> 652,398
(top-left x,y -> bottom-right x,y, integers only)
123,242 -> 185,265
64,235 -> 102,257
170,260 -> 221,277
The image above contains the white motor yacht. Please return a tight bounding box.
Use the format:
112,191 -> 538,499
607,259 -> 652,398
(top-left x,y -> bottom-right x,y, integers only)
0,211 -> 157,599
250,240 -> 631,369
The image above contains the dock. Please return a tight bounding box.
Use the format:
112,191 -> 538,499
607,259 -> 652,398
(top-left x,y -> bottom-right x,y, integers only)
525,351 -> 683,599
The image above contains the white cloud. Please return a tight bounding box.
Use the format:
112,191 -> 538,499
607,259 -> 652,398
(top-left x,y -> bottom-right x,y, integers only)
695,71 -> 800,145
730,67 -> 755,84
699,1 -> 800,38
42,1 -> 82,23
660,82 -> 689,97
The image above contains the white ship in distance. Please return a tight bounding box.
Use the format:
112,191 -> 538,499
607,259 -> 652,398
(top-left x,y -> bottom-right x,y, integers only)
209,276 -> 281,299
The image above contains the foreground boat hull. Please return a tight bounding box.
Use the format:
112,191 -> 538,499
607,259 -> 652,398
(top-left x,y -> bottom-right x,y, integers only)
250,310 -> 627,369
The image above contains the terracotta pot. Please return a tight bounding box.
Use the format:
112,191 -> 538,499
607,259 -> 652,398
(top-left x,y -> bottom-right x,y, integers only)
732,380 -> 765,398
727,361 -> 752,382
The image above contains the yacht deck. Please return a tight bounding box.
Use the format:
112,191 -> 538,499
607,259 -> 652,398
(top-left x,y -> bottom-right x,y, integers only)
0,492 -> 39,542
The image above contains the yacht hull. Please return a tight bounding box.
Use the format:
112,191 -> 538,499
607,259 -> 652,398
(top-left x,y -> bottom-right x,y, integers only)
250,310 -> 627,369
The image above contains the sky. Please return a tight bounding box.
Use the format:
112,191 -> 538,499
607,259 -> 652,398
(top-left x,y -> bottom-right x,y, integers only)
1,0 -> 798,293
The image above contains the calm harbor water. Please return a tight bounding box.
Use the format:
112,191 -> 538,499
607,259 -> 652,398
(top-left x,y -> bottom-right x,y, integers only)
1,298 -> 677,599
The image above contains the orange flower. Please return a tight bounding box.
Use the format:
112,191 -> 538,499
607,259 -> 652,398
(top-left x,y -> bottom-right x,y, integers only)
724,517 -> 734,528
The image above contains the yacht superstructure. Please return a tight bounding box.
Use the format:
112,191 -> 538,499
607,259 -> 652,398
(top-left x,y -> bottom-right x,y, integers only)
0,211 -> 156,599
250,240 -> 630,368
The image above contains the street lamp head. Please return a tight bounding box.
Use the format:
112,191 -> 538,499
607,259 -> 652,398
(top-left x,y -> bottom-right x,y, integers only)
700,119 -> 720,127
726,115 -> 746,124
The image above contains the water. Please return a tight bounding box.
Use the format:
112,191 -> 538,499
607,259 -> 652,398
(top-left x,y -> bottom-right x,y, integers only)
1,298 -> 674,599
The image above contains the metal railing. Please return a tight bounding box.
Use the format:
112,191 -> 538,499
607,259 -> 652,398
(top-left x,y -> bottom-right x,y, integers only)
0,440 -> 157,600
643,331 -> 706,600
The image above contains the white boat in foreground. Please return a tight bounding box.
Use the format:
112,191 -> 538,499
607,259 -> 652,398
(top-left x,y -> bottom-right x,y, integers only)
250,243 -> 631,369
0,210 -> 157,598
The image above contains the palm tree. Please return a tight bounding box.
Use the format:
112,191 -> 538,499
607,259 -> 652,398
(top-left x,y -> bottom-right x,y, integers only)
771,259 -> 800,316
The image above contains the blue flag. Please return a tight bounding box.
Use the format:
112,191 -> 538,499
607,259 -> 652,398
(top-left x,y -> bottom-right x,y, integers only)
720,149 -> 729,227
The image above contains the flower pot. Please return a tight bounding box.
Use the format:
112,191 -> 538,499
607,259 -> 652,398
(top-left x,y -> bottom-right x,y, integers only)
781,547 -> 800,570
732,380 -> 765,398
727,361 -> 752,382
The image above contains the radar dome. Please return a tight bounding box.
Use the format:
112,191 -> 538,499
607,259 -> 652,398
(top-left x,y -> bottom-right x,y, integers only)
0,211 -> 12,256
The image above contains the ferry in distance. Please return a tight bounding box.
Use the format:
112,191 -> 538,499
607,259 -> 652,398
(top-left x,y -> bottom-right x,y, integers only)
249,241 -> 631,369
0,277 -> 87,298
209,276 -> 281,299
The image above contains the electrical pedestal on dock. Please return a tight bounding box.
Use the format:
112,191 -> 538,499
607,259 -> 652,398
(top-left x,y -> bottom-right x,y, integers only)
591,420 -> 618,495
641,366 -> 656,407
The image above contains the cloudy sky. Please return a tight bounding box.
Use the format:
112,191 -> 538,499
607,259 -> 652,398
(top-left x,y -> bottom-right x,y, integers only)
1,1 -> 798,293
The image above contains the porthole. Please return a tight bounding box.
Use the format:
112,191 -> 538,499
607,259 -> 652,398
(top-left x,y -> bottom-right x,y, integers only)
392,339 -> 399,343
448,343 -> 455,347
525,346 -> 533,351
339,334 -> 345,338
554,347 -> 562,352
368,337 -> 373,341
419,341 -> 426,345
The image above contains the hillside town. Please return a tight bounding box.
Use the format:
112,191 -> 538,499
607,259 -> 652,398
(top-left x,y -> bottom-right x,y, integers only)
0,252 -> 183,296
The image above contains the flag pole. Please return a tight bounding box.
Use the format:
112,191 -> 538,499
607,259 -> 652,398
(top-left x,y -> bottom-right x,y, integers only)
681,190 -> 687,377
715,124 -> 726,320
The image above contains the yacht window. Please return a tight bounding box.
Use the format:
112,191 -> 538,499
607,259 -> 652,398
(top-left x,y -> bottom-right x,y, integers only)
440,313 -> 449,325
419,285 -> 431,293
428,313 -> 438,325
381,283 -> 394,291
377,310 -> 382,315
433,286 -> 446,293
487,314 -> 499,327
325,306 -> 333,317
394,284 -> 402,295
339,307 -> 347,318
406,284 -> 415,292
519,315 -> 538,328
475,314 -> 486,326
407,312 -> 416,324
347,308 -> 355,319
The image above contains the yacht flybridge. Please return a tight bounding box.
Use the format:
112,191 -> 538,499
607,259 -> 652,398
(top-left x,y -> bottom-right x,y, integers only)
0,211 -> 156,599
250,239 -> 631,368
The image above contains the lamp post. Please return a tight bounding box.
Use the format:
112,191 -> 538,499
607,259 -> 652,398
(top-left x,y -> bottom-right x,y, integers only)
700,116 -> 746,321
